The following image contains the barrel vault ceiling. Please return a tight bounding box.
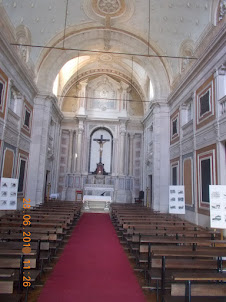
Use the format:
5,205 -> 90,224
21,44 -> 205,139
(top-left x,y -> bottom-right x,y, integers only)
0,0 -> 218,102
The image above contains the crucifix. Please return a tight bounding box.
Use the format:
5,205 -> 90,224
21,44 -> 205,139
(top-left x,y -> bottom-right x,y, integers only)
93,135 -> 110,164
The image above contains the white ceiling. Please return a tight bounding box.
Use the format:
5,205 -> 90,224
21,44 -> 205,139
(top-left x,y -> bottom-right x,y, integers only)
0,0 -> 216,99
1,0 -> 212,61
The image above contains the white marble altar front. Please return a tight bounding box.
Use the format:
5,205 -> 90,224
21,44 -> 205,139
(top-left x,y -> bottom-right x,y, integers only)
84,183 -> 114,199
83,195 -> 112,213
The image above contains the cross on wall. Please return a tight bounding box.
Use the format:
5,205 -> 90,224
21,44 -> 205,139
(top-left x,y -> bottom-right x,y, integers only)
93,135 -> 110,163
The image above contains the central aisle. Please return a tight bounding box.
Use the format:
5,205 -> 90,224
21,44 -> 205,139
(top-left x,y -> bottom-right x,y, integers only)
38,213 -> 147,302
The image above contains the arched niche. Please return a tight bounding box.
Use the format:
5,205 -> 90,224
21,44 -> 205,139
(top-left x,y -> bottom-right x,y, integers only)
89,128 -> 113,174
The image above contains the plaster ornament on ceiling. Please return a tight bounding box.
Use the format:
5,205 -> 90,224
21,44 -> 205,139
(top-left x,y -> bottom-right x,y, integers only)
179,39 -> 194,73
16,24 -> 31,63
98,0 -> 121,15
100,53 -> 113,62
87,75 -> 118,111
83,0 -> 134,24
102,28 -> 112,50
219,0 -> 226,21
93,0 -> 124,17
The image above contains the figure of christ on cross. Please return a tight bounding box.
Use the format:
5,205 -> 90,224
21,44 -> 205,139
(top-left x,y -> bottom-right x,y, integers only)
93,134 -> 110,164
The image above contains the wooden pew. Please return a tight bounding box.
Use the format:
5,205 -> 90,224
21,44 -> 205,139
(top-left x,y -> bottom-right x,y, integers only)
0,273 -> 22,302
0,241 -> 50,271
0,200 -> 83,301
169,271 -> 226,302
111,203 -> 226,302
150,249 -> 226,301
0,253 -> 40,301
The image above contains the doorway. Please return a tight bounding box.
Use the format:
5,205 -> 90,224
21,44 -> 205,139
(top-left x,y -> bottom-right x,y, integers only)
148,175 -> 153,207
44,170 -> 50,201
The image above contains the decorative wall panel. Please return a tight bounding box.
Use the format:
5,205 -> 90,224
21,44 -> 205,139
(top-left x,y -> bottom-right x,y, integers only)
196,144 -> 217,215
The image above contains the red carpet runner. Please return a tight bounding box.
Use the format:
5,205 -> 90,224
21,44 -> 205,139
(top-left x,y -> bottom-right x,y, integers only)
38,213 -> 147,302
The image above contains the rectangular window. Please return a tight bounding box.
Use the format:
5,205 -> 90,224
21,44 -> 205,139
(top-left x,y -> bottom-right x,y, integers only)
172,119 -> 177,135
197,146 -> 216,211
22,101 -> 33,136
196,76 -> 215,130
172,166 -> 177,185
0,82 -> 3,105
170,110 -> 179,144
24,110 -> 30,128
201,158 -> 211,203
18,159 -> 26,193
200,90 -> 210,116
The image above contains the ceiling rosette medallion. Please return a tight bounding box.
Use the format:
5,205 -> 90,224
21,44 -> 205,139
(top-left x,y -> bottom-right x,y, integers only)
83,0 -> 134,23
93,0 -> 125,17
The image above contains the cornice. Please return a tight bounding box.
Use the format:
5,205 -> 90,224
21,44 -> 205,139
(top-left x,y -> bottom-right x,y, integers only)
168,24 -> 226,105
142,99 -> 168,124
0,30 -> 38,101
50,95 -> 64,121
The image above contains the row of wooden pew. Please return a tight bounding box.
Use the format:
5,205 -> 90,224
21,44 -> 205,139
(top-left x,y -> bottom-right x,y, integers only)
111,203 -> 226,302
0,200 -> 83,302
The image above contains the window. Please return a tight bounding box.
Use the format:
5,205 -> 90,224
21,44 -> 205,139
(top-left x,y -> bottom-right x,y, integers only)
200,90 -> 210,116
197,146 -> 217,211
24,110 -> 30,128
171,160 -> 179,185
0,82 -> 3,105
196,76 -> 215,129
170,110 -> 179,144
18,159 -> 26,193
201,158 -> 211,203
172,119 -> 177,136
22,102 -> 32,135
172,166 -> 177,185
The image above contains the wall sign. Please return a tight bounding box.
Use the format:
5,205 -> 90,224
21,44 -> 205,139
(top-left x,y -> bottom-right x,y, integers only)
209,185 -> 226,229
169,186 -> 185,214
0,178 -> 18,210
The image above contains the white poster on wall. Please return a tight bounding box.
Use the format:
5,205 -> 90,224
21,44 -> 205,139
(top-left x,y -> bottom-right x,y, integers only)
210,185 -> 226,229
0,178 -> 18,210
169,186 -> 185,214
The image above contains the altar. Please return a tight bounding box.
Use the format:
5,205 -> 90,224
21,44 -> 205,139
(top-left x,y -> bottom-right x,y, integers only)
83,195 -> 112,213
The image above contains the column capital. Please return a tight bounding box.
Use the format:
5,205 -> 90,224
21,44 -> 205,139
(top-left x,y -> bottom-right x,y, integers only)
78,128 -> 84,135
120,81 -> 130,91
78,80 -> 88,92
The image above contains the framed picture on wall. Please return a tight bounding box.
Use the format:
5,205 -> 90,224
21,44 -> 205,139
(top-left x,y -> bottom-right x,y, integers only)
0,178 -> 18,210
